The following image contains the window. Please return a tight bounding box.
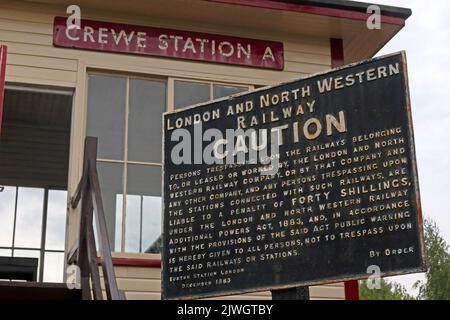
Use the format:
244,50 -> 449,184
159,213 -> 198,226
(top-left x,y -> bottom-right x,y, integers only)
87,73 -> 251,253
87,74 -> 165,253
174,80 -> 248,109
0,85 -> 72,282
0,187 -> 67,282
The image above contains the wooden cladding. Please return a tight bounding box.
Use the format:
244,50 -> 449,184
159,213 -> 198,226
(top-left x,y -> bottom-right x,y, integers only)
0,45 -> 6,134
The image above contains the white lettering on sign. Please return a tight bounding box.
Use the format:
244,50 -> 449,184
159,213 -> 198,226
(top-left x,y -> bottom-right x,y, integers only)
263,46 -> 275,62
54,17 -> 284,70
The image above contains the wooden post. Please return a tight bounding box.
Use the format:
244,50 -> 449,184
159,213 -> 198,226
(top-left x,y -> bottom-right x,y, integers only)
71,137 -> 123,300
78,173 -> 93,300
87,137 -> 121,300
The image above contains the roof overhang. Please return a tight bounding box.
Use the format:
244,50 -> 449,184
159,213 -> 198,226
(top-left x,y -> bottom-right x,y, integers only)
22,0 -> 411,64
206,0 -> 412,63
257,0 -> 411,19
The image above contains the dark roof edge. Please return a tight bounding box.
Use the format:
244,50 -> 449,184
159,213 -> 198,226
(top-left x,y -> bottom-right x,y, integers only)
275,0 -> 412,19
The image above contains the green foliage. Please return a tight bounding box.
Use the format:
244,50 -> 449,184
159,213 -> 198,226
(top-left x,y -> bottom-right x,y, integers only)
359,278 -> 415,300
414,219 -> 450,300
359,218 -> 450,300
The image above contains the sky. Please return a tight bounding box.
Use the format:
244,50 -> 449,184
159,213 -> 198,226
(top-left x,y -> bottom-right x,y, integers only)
366,0 -> 450,294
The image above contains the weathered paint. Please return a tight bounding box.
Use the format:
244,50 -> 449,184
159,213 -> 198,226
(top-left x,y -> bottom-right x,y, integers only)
162,52 -> 426,300
53,17 -> 284,70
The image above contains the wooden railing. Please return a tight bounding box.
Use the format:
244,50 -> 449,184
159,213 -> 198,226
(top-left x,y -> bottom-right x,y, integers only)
69,136 -> 125,300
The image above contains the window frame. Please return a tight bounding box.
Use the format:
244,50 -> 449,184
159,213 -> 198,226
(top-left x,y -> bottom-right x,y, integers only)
85,70 -> 254,254
86,72 -> 166,253
168,77 -> 254,111
0,186 -> 67,282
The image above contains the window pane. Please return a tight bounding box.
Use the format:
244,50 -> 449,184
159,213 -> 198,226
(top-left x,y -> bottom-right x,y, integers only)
43,252 -> 64,283
0,248 -> 12,280
87,75 -> 126,160
97,162 -> 123,252
123,195 -> 162,253
114,194 -> 123,252
127,165 -> 162,198
213,84 -> 247,99
14,187 -> 44,249
45,190 -> 67,250
142,196 -> 162,253
0,186 -> 16,247
174,80 -> 210,109
126,165 -> 161,253
12,249 -> 40,281
124,195 -> 141,253
0,249 -> 12,257
128,79 -> 166,163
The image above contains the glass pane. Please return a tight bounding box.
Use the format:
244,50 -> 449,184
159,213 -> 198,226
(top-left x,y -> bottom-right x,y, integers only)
0,186 -> 16,247
45,190 -> 67,250
43,252 -> 64,283
127,165 -> 162,200
87,75 -> 126,160
97,162 -> 123,252
0,249 -> 12,281
12,249 -> 40,281
174,80 -> 210,109
142,196 -> 162,253
126,165 -> 162,253
0,249 -> 12,257
114,195 -> 123,252
213,84 -> 247,99
14,187 -> 44,249
124,195 -> 141,253
128,79 -> 166,163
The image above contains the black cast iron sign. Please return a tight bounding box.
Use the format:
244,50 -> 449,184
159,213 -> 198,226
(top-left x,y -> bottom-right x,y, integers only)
162,52 -> 426,300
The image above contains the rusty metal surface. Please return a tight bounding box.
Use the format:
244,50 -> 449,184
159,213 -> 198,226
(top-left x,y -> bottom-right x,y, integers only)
162,52 -> 426,300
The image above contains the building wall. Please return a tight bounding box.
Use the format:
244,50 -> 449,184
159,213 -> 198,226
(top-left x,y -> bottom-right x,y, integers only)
0,0 -> 344,300
102,253 -> 345,300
